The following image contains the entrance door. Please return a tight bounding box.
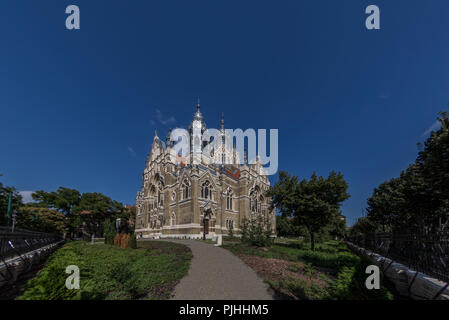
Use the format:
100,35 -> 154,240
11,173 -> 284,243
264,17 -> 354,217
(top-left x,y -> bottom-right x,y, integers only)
203,219 -> 209,235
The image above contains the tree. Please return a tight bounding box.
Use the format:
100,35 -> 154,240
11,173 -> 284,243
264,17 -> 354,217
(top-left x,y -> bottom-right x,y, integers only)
33,187 -> 81,236
366,177 -> 404,232
416,110 -> 449,230
75,192 -> 117,237
32,187 -> 81,214
268,171 -> 350,250
348,217 -> 380,238
0,175 -> 23,226
241,214 -> 273,247
276,216 -> 304,238
324,213 -> 347,239
364,108 -> 449,235
16,207 -> 65,234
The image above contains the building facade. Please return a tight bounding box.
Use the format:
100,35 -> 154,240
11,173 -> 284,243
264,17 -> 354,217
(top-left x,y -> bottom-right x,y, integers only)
134,102 -> 276,239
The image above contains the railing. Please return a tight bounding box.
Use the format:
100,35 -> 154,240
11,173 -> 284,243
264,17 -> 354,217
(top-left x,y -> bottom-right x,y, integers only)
348,231 -> 449,283
0,226 -> 62,261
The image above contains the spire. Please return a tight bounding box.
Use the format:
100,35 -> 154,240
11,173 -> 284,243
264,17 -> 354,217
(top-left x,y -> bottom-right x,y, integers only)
154,129 -> 158,138
193,98 -> 204,122
166,128 -> 172,147
220,113 -> 225,131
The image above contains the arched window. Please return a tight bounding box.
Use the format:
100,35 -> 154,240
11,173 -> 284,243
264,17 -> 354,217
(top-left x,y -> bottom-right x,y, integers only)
157,181 -> 164,206
181,179 -> 191,200
259,195 -> 265,214
201,181 -> 213,200
250,186 -> 261,213
150,184 -> 156,196
171,212 -> 176,226
226,188 -> 233,210
226,219 -> 234,230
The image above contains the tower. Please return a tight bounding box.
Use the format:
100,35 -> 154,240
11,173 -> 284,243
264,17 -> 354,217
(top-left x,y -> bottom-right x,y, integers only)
189,99 -> 206,163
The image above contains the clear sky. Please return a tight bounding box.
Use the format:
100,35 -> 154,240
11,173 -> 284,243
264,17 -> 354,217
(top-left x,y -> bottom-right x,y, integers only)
1,1 -> 448,225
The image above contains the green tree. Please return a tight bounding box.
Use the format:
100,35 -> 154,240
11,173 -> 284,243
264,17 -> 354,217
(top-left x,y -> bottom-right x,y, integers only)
348,217 -> 380,238
241,214 -> 273,247
324,213 -> 347,239
416,110 -> 449,230
33,187 -> 81,236
268,171 -> 350,250
275,215 -> 305,238
364,108 -> 449,235
32,187 -> 81,214
75,192 -> 118,237
366,177 -> 404,232
16,207 -> 65,234
0,175 -> 23,226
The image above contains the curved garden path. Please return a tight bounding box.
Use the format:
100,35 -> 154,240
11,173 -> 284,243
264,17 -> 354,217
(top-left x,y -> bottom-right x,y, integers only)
162,240 -> 273,300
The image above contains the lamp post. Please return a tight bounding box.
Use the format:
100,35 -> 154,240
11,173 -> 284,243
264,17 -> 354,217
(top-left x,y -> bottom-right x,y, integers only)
11,210 -> 17,233
115,218 -> 121,233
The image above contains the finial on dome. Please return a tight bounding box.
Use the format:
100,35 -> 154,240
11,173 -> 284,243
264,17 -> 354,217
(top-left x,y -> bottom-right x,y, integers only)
193,98 -> 204,122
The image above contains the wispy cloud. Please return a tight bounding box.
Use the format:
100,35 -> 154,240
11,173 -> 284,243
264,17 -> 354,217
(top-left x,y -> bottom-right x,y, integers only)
151,108 -> 176,126
19,191 -> 35,204
422,120 -> 441,136
127,146 -> 137,158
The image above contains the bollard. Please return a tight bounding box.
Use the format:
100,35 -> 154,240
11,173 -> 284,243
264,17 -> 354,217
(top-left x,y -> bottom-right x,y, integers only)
214,235 -> 222,247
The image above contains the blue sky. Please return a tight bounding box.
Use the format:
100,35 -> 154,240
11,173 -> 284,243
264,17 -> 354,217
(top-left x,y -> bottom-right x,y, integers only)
1,1 -> 448,225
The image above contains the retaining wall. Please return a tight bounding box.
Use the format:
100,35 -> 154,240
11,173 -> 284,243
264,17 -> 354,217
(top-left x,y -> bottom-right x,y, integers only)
0,240 -> 64,289
346,242 -> 449,300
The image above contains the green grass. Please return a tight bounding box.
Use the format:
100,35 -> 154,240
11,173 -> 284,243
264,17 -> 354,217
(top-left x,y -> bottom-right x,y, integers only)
223,239 -> 393,300
223,240 -> 357,270
18,240 -> 192,300
267,277 -> 328,300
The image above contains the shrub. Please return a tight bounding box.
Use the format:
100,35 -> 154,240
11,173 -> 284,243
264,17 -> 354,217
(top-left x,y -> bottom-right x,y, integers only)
326,266 -> 356,299
130,234 -> 137,249
104,219 -> 116,245
241,215 -> 273,247
114,233 -> 130,248
326,256 -> 394,300
296,251 -> 360,270
19,241 -> 192,300
228,221 -> 235,239
274,277 -> 327,300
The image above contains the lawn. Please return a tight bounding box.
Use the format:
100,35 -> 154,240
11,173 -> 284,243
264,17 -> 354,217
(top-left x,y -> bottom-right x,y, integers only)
18,240 -> 192,300
222,239 -> 394,300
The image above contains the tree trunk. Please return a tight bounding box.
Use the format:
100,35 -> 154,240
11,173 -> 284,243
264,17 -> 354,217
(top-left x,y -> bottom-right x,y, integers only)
310,232 -> 315,251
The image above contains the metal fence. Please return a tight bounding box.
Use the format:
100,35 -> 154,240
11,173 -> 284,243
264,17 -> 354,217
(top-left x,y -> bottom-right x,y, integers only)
0,226 -> 62,261
348,231 -> 449,283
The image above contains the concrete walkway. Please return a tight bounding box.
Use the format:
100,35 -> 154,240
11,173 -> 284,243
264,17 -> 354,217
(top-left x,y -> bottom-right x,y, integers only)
163,240 -> 273,300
